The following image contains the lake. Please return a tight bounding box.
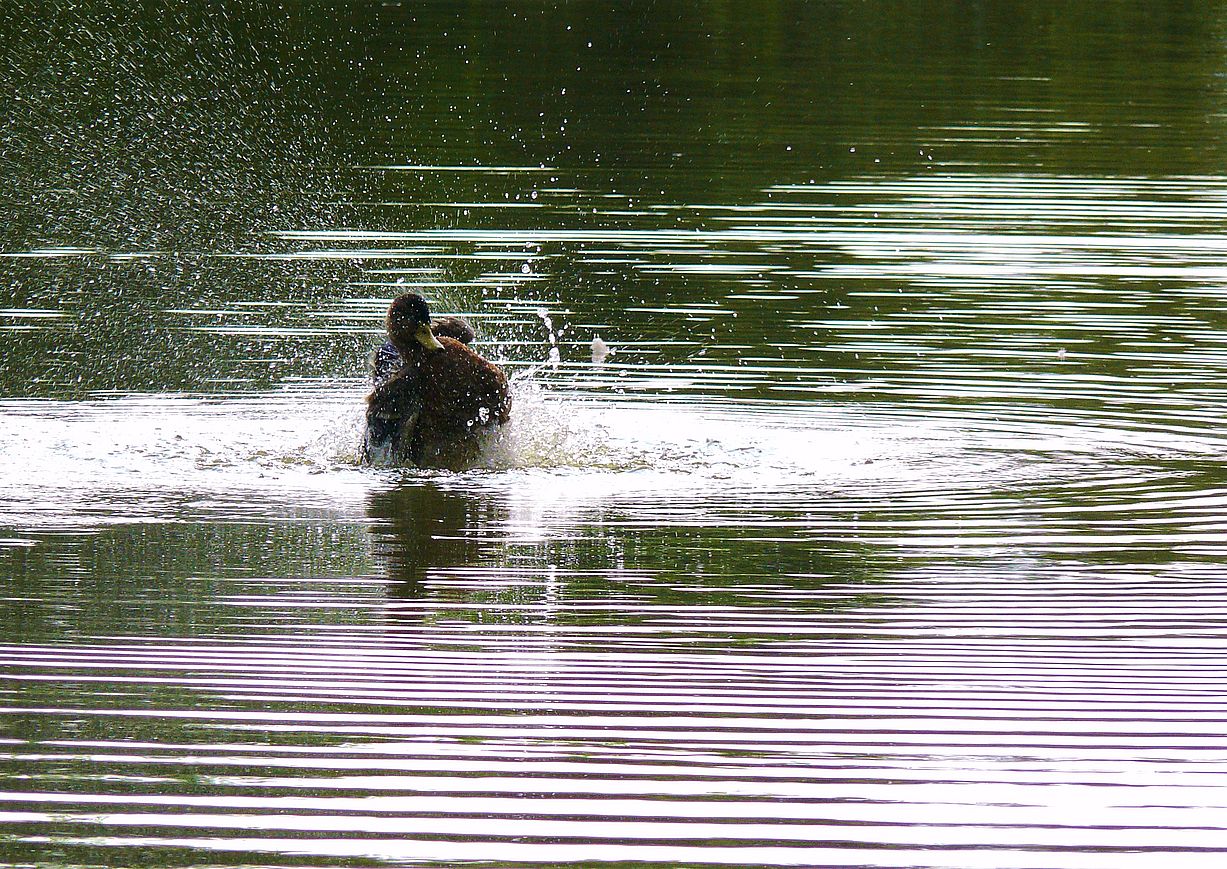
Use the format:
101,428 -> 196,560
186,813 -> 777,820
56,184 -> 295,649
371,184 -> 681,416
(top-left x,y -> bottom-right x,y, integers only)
5,1 -> 1227,866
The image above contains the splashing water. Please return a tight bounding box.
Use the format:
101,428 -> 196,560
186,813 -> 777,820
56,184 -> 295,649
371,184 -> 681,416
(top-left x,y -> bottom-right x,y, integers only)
537,308 -> 563,370
591,335 -> 613,364
0,377 -> 968,532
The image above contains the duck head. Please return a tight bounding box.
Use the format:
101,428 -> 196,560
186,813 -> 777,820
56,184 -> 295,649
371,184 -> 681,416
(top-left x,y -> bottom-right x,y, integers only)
387,293 -> 445,354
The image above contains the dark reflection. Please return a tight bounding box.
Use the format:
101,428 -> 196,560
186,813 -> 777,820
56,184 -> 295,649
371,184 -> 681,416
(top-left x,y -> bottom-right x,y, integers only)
345,0 -> 1227,199
5,0 -> 1227,400
0,256 -> 363,398
365,482 -> 510,584
0,0 -> 360,398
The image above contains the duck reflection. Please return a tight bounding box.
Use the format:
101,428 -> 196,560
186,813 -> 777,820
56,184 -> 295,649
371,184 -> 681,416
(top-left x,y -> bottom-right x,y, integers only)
365,482 -> 509,585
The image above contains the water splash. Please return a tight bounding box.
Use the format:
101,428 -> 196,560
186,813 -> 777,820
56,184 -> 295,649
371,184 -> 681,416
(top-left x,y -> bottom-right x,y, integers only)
480,382 -> 639,471
591,335 -> 613,364
537,308 -> 563,370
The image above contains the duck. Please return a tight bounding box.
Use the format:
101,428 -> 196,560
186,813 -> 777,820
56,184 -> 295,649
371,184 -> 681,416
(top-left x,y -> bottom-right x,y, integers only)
370,315 -> 477,386
361,293 -> 511,469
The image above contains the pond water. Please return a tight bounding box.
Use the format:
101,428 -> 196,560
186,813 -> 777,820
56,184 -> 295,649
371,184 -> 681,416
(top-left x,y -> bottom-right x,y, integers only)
6,2 -> 1227,866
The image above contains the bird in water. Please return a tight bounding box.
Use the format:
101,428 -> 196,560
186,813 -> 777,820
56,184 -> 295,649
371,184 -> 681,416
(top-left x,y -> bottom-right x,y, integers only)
361,293 -> 511,469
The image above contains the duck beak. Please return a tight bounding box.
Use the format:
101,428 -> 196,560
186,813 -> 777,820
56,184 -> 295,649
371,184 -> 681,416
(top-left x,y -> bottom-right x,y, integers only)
414,323 -> 445,351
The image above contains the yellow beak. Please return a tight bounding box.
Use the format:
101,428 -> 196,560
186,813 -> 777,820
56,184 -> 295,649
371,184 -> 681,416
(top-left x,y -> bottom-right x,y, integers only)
414,323 -> 445,351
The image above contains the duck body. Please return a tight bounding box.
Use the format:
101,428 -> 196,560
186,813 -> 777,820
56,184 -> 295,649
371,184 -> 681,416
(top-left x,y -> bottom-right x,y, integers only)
404,335 -> 511,468
361,295 -> 510,469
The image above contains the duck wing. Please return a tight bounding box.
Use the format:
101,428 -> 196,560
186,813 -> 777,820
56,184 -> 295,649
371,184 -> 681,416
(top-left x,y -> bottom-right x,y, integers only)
370,340 -> 404,387
362,364 -> 423,465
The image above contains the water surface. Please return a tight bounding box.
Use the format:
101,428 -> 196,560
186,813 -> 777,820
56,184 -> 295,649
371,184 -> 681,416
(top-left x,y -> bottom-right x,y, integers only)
5,2 -> 1227,866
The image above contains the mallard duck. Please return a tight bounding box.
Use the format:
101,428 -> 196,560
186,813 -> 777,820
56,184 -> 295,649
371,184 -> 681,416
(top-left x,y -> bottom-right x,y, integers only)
371,315 -> 477,386
361,294 -> 511,469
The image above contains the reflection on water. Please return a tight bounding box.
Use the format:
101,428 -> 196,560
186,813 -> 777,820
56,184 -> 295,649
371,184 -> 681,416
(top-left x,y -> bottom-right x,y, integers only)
7,0 -> 1227,866
368,484 -> 503,585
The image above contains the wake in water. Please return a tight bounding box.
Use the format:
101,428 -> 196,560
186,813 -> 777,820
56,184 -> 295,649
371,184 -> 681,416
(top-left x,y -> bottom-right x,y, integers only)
0,380 -> 895,530
2,357 -> 1218,533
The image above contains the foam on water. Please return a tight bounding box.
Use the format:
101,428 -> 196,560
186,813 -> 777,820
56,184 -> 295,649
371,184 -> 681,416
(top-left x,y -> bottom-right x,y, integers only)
2,373 -> 1220,537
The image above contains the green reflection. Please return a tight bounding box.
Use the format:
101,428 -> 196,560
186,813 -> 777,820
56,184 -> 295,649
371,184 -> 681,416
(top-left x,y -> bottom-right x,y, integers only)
2,524 -> 378,645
